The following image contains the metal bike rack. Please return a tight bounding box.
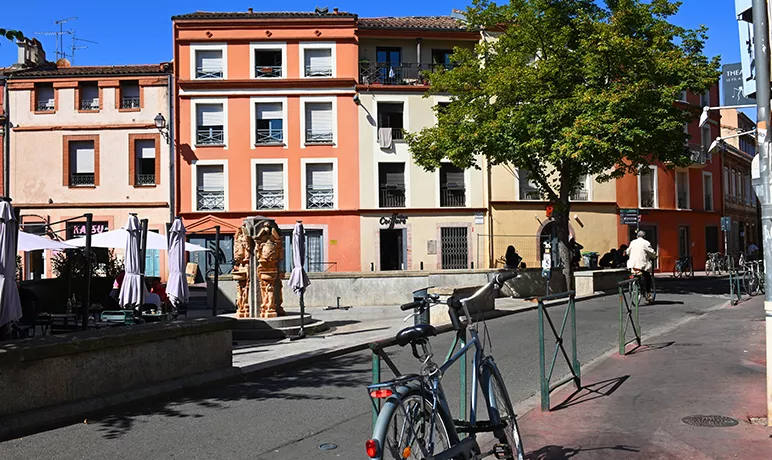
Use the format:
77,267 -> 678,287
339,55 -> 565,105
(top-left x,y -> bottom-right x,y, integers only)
728,269 -> 743,305
537,291 -> 580,411
617,279 -> 641,356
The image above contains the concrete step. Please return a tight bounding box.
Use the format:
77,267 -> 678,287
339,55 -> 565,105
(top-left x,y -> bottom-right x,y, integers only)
225,313 -> 329,340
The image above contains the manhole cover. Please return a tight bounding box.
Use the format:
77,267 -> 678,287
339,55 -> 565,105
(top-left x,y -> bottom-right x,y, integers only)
682,415 -> 739,427
319,443 -> 338,451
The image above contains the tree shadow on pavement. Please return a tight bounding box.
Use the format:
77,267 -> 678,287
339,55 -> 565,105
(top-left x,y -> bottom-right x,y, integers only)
526,444 -> 640,459
93,352 -> 372,440
550,375 -> 630,411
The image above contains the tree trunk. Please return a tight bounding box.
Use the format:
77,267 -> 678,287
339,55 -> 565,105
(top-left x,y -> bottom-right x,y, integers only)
556,172 -> 573,292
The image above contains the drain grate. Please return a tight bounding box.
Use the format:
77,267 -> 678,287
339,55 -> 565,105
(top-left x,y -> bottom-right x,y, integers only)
682,415 -> 739,427
319,443 -> 338,451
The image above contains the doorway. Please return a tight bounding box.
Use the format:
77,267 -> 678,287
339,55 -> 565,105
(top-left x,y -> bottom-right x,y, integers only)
705,226 -> 719,254
678,226 -> 690,258
380,229 -> 405,270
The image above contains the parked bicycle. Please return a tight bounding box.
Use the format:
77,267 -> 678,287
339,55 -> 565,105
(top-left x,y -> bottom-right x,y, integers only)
366,271 -> 524,460
630,267 -> 656,304
706,252 -> 727,276
672,255 -> 694,278
742,260 -> 765,296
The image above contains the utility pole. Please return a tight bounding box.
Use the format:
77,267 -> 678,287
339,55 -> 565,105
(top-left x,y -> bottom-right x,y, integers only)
750,0 -> 772,426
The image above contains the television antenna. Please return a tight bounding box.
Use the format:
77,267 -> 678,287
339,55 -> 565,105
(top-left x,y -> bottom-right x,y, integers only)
70,35 -> 98,64
34,17 -> 77,61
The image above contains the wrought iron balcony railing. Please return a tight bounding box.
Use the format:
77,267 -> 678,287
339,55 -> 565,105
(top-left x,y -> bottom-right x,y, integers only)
79,99 -> 99,110
305,130 -> 333,144
307,188 -> 334,209
257,189 -> 284,210
379,186 -> 406,208
196,127 -> 225,145
255,65 -> 282,78
677,192 -> 689,209
440,186 -> 466,207
359,62 -> 451,86
640,190 -> 656,208
35,101 -> 55,111
120,96 -> 140,109
70,173 -> 95,186
255,128 -> 283,145
519,189 -> 542,201
570,189 -> 589,201
196,67 -> 224,79
304,65 -> 333,77
136,174 -> 155,186
197,190 -> 225,211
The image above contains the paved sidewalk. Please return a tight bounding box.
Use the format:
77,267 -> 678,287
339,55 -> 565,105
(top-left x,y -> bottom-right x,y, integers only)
517,294 -> 772,459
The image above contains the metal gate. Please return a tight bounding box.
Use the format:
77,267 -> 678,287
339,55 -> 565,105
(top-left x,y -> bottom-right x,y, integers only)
440,227 -> 469,269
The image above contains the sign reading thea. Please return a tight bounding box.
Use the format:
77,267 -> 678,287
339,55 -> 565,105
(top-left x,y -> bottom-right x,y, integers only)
723,63 -> 755,106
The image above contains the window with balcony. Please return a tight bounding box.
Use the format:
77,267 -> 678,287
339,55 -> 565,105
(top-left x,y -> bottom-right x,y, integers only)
431,49 -> 453,70
254,49 -> 283,78
639,166 -> 657,208
134,139 -> 157,186
119,81 -> 140,109
306,163 -> 334,209
440,163 -> 466,207
676,170 -> 689,209
78,82 -> 99,111
700,89 -> 710,107
703,172 -> 713,211
724,166 -> 730,202
34,83 -> 55,112
731,168 -> 737,202
195,49 -> 224,79
379,163 -> 406,208
305,102 -> 333,144
255,164 -> 285,210
377,102 -> 404,142
570,174 -> 590,201
196,103 -> 225,146
701,125 -> 711,154
304,48 -> 333,77
374,47 -> 402,84
69,141 -> 95,186
255,102 -> 283,145
518,169 -> 541,200
196,165 -> 225,211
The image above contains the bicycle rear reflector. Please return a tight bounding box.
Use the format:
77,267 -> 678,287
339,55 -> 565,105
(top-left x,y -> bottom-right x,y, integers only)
366,439 -> 379,458
402,446 -> 412,458
370,389 -> 393,399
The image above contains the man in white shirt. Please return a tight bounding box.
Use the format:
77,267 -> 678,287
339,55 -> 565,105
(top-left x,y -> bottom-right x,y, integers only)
626,230 -> 657,300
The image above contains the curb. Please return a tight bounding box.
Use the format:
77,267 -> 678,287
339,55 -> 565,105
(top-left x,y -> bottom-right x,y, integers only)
0,294 -> 607,442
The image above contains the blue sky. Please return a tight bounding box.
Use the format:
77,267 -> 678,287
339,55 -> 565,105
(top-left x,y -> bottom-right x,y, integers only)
0,1 -> 742,71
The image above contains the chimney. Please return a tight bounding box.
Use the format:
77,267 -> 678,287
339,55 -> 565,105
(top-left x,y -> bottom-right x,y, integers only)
248,7 -> 253,13
15,38 -> 46,68
333,7 -> 339,14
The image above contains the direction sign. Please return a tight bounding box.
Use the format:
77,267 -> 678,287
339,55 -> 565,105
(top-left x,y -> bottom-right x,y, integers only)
721,216 -> 732,232
619,208 -> 640,225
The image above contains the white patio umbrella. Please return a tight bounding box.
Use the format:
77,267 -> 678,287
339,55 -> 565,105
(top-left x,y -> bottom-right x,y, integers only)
17,231 -> 75,252
288,221 -> 310,338
166,218 -> 189,307
66,228 -> 209,252
118,216 -> 144,309
0,201 -> 21,330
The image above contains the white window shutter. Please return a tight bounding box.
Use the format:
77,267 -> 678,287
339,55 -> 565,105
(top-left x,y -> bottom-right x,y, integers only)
70,141 -> 94,173
307,163 -> 333,190
257,103 -> 282,120
198,165 -> 224,191
305,49 -> 332,75
257,164 -> 283,190
197,50 -> 223,72
306,102 -> 332,134
136,139 -> 156,159
197,104 -> 224,126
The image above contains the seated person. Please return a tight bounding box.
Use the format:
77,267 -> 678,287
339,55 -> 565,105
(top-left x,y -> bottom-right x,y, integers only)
143,292 -> 162,310
503,245 -> 523,269
150,277 -> 169,305
599,249 -> 617,269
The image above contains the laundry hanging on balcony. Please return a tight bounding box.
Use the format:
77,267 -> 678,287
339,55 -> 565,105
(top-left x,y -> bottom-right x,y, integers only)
379,128 -> 393,149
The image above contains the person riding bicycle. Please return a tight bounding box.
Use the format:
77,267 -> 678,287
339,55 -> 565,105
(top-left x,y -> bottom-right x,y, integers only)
626,230 -> 657,301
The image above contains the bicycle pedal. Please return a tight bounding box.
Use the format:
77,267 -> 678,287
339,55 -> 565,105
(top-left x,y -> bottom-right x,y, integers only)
493,443 -> 512,459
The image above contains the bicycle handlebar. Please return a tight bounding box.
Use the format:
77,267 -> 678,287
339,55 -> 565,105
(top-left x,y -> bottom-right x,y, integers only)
400,300 -> 423,311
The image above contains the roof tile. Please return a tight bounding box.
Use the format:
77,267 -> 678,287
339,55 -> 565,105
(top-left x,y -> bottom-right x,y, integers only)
8,64 -> 172,78
173,11 -> 356,20
358,16 -> 467,31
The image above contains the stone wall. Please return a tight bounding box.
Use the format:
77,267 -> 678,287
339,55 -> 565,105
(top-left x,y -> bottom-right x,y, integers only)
0,318 -> 233,417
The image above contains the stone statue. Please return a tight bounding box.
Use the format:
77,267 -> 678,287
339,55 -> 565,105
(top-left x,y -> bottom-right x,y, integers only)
253,219 -> 285,318
232,227 -> 251,318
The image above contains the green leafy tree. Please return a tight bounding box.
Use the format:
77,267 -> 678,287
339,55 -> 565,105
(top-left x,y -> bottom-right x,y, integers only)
406,0 -> 720,287
0,29 -> 25,42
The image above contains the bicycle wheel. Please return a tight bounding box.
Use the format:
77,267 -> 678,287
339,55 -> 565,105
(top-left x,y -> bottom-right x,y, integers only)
744,270 -> 759,296
672,263 -> 681,278
482,362 -> 525,460
706,260 -> 715,277
688,260 -> 694,278
372,388 -> 456,460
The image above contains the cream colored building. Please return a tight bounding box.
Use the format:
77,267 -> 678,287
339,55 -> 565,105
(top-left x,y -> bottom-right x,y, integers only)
6,42 -> 172,278
356,18 -> 485,271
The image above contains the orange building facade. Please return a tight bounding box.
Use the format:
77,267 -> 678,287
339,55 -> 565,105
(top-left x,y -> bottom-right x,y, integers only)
616,86 -> 723,273
173,11 -> 362,273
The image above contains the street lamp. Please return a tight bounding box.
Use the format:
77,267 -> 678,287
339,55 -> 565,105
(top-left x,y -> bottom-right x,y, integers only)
154,113 -> 169,141
699,104 -> 757,128
708,129 -> 757,155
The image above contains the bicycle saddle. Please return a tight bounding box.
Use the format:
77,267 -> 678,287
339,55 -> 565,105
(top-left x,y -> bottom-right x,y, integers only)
395,324 -> 437,347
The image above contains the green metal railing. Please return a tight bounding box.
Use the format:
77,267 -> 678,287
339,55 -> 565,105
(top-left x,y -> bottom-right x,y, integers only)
618,278 -> 641,355
538,291 -> 580,411
728,268 -> 743,305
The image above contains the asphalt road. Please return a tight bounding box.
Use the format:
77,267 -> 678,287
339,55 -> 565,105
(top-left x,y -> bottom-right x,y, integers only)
2,276 -> 733,459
